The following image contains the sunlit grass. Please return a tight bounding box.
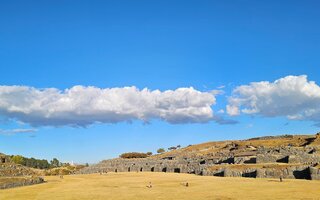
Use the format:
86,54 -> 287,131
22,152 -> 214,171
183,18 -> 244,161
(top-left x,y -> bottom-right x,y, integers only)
0,172 -> 319,200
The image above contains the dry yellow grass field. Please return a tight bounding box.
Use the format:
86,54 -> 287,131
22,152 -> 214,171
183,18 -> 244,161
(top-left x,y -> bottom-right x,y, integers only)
0,172 -> 319,200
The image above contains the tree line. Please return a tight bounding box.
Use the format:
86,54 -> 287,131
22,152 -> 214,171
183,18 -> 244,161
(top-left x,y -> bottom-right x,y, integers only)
119,144 -> 186,159
10,155 -> 63,169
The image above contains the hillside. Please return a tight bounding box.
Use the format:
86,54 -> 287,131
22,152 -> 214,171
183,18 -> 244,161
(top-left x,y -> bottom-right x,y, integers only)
0,154 -> 41,177
79,133 -> 320,180
0,154 -> 45,189
152,134 -> 320,160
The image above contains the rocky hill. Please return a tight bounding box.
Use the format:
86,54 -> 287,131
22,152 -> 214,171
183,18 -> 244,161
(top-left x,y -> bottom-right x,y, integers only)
0,154 -> 42,177
0,153 -> 44,189
79,133 -> 320,180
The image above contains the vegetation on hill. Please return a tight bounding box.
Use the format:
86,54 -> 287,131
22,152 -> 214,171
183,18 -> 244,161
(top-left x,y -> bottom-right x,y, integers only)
44,165 -> 87,176
119,152 -> 149,159
10,155 -> 66,169
0,153 -> 87,177
157,148 -> 165,154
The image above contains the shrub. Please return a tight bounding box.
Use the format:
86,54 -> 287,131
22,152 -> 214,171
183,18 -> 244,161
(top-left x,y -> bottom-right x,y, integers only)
119,152 -> 148,159
157,148 -> 165,154
168,146 -> 177,151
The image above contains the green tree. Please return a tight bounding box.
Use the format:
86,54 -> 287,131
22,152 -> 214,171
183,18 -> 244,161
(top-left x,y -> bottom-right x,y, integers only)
157,148 -> 165,154
38,159 -> 50,169
50,158 -> 60,168
27,157 -> 37,168
10,155 -> 51,169
11,155 -> 25,165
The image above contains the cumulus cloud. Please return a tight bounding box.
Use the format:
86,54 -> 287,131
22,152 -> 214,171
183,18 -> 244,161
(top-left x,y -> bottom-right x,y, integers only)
0,85 -> 224,127
226,105 -> 240,116
227,75 -> 320,125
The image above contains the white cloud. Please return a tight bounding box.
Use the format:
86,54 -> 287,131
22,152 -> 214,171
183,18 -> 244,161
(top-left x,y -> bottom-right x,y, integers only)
217,109 -> 225,114
0,128 -> 37,135
0,85 -> 224,126
226,105 -> 240,116
210,89 -> 224,95
227,75 -> 320,125
217,85 -> 225,89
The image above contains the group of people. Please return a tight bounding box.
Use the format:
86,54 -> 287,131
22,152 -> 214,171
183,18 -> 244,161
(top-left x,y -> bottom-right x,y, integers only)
146,182 -> 189,188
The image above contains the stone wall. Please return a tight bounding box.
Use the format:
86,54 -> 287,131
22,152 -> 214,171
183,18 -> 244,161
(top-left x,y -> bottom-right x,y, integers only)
78,157 -> 320,180
0,164 -> 36,177
79,158 -> 205,175
256,146 -> 320,164
78,145 -> 320,180
0,177 -> 44,190
310,167 -> 320,180
0,155 -> 9,164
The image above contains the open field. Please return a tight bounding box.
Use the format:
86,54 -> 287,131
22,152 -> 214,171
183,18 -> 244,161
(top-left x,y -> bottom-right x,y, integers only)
0,173 -> 319,200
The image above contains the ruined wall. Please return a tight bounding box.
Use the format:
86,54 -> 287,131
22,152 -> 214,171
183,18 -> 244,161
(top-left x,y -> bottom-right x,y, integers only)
0,155 -> 9,164
78,145 -> 320,180
310,167 -> 320,180
0,164 -> 37,177
78,156 -> 320,180
256,147 -> 320,164
0,177 -> 44,190
79,158 -> 205,175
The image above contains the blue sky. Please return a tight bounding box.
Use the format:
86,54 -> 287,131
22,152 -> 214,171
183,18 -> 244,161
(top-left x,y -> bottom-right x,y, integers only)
0,0 -> 320,163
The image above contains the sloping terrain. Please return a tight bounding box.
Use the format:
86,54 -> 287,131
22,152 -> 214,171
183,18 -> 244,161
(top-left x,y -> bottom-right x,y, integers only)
152,134 -> 320,160
79,133 -> 320,180
0,154 -> 44,189
0,163 -> 39,177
